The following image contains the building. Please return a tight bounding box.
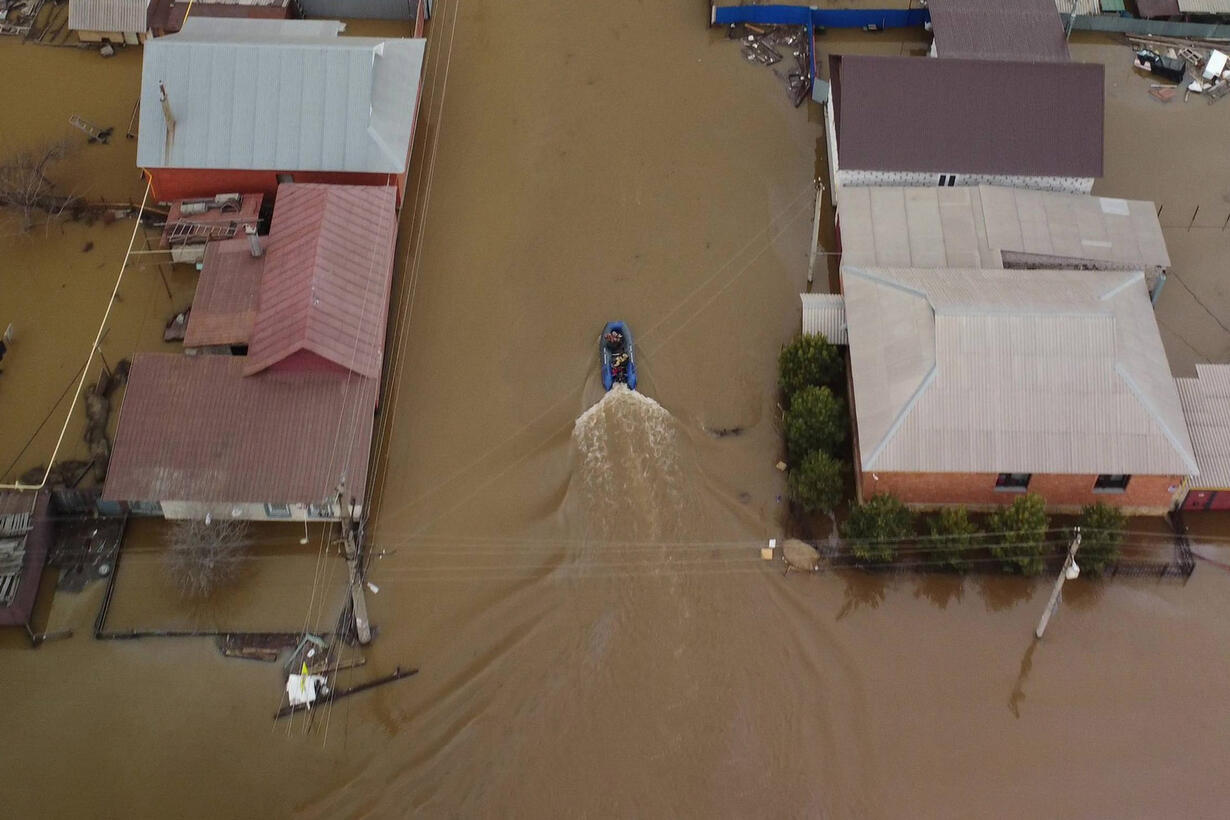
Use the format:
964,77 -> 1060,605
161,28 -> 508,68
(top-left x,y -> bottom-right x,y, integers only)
1176,365 -> 1230,510
836,185 -> 1170,295
68,0 -> 148,44
823,55 -> 1104,201
103,184 -> 398,521
0,492 -> 51,630
836,266 -> 1196,514
147,0 -> 294,38
137,19 -> 426,202
928,0 -> 1070,61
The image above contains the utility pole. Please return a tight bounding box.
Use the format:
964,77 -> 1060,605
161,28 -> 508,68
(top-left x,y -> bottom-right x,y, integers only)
806,179 -> 827,286
1035,527 -> 1081,639
336,481 -> 372,645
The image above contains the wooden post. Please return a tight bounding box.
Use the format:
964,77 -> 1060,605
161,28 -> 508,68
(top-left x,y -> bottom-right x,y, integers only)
1035,528 -> 1081,639
806,180 -> 826,286
337,482 -> 372,645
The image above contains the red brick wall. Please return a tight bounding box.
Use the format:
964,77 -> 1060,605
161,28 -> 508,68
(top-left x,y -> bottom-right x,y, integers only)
857,469 -> 1183,514
147,168 -> 403,204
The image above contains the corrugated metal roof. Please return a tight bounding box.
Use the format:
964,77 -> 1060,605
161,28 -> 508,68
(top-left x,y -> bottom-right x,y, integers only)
68,0 -> 148,33
1137,0 -> 1181,17
838,185 -> 1168,270
1177,365 -> 1230,487
834,56 -> 1104,178
103,354 -> 378,505
183,237 -> 266,348
1059,0 -> 1103,15
244,184 -> 398,378
800,293 -> 848,344
930,0 -> 1071,62
1178,0 -> 1230,13
137,19 -> 426,174
842,266 -> 1196,476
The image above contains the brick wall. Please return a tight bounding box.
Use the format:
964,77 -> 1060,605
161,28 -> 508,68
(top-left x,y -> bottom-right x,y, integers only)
857,469 -> 1182,515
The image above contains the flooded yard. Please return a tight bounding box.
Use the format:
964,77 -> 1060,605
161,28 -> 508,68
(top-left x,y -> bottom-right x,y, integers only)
2,5 -> 1230,819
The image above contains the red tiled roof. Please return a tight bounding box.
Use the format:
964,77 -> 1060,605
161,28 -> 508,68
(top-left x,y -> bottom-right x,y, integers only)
244,184 -> 398,378
103,353 -> 378,506
183,237 -> 266,348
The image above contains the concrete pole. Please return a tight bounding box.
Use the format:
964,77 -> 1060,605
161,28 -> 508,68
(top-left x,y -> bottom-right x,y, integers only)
806,179 -> 826,286
336,481 -> 372,645
1035,528 -> 1081,639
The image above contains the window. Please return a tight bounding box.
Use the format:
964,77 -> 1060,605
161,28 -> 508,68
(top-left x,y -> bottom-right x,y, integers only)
307,502 -> 333,519
937,173 -> 958,187
1094,474 -> 1131,493
995,473 -> 1031,491
264,502 -> 292,518
276,173 -> 294,184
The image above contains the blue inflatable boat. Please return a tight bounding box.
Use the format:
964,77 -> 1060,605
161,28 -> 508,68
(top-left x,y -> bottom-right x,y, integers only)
600,321 -> 637,391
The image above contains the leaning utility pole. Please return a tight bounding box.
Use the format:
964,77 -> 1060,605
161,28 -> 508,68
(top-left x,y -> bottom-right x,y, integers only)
336,481 -> 372,645
1035,527 -> 1081,639
806,179 -> 827,286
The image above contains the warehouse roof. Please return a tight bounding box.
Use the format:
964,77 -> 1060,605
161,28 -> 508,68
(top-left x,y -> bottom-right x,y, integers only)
833,56 -> 1104,178
68,0 -> 148,33
842,266 -> 1196,475
103,354 -> 378,505
137,18 -> 426,174
929,0 -> 1070,62
1176,365 -> 1230,487
838,185 -> 1168,270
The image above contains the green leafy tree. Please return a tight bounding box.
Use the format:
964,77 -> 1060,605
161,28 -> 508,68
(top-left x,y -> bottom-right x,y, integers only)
778,334 -> 843,402
843,493 -> 914,563
788,451 -> 846,515
987,493 -> 1050,575
927,506 -> 979,572
1077,502 -> 1126,577
784,385 -> 847,462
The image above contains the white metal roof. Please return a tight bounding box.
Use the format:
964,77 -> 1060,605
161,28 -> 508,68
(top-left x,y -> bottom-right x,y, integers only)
68,0 -> 148,33
137,19 -> 426,175
1059,0 -> 1102,14
842,266 -> 1197,476
838,185 -> 1169,272
1177,0 -> 1230,13
800,293 -> 848,344
1176,365 -> 1230,487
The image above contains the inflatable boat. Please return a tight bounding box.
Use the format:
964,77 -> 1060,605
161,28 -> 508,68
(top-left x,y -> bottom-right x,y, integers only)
600,321 -> 637,391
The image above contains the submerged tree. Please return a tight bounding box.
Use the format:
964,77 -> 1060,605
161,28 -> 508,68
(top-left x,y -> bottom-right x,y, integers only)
784,385 -> 847,462
843,493 -> 914,564
988,493 -> 1051,575
778,333 -> 844,403
1077,502 -> 1126,577
927,506 -> 980,572
164,519 -> 252,598
0,140 -> 78,232
788,450 -> 846,516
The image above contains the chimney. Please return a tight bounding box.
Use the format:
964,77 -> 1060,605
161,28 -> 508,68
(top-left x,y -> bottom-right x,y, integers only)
245,225 -> 263,258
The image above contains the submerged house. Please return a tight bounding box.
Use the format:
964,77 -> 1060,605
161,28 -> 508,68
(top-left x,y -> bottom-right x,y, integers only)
836,185 -> 1171,297
0,492 -> 51,631
823,55 -> 1104,201
137,18 -> 426,202
103,184 -> 398,521
68,0 -> 149,44
1176,365 -> 1230,511
835,266 -> 1196,514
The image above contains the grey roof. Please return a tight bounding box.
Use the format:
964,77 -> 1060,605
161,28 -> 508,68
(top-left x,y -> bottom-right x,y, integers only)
833,56 -> 1104,178
842,266 -> 1197,476
1178,0 -> 1230,12
1176,365 -> 1230,487
137,18 -> 426,174
1136,0 -> 1180,17
838,185 -> 1169,270
68,0 -> 148,32
929,0 -> 1070,62
800,293 -> 848,344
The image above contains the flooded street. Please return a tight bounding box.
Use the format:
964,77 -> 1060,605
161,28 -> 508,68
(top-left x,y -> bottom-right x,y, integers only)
3,3 -> 1230,818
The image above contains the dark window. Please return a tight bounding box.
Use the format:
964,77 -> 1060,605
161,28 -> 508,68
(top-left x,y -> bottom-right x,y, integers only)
276,173 -> 294,184
307,503 -> 333,519
264,503 -> 292,518
937,173 -> 957,187
995,473 -> 1031,491
1094,474 -> 1131,493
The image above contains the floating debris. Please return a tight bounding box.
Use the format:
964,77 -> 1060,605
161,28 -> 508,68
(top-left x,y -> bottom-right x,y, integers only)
728,23 -> 812,107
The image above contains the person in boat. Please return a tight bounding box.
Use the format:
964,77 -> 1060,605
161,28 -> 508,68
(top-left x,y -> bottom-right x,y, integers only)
604,330 -> 623,351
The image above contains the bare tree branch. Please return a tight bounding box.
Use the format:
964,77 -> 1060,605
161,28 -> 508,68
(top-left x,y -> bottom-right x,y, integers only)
164,519 -> 253,598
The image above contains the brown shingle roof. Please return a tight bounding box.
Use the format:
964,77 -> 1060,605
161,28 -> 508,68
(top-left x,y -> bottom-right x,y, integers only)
103,354 -> 378,506
834,55 -> 1104,179
928,0 -> 1070,62
183,237 -> 266,348
244,184 -> 399,378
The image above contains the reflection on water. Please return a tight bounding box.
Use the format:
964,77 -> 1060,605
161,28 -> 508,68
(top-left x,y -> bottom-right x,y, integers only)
913,574 -> 964,610
1008,640 -> 1037,720
836,571 -> 888,620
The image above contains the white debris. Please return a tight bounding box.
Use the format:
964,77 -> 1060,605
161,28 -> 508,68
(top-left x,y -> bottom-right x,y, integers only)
367,582 -> 380,594
1204,50 -> 1227,81
286,673 -> 328,707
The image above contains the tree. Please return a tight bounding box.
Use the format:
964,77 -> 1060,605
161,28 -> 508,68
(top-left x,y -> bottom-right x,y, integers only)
784,385 -> 847,462
788,451 -> 846,515
778,334 -> 843,402
0,140 -> 78,232
927,506 -> 979,572
987,493 -> 1050,575
164,519 -> 252,598
1077,502 -> 1126,577
843,493 -> 914,563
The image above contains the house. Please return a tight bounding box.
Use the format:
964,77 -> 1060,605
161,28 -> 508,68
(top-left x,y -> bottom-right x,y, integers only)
68,0 -> 148,44
0,492 -> 51,630
1176,365 -> 1230,510
835,266 -> 1196,514
147,0 -> 293,37
137,19 -> 426,203
835,185 -> 1170,296
823,55 -> 1104,201
103,184 -> 399,521
928,0 -> 1070,61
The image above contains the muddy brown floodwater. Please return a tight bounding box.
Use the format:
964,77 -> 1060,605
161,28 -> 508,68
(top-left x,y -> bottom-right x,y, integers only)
4,4 -> 1230,818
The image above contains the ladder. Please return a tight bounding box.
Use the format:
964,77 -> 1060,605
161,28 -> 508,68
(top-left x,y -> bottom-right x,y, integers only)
1208,81 -> 1230,104
165,220 -> 241,243
68,114 -> 114,144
